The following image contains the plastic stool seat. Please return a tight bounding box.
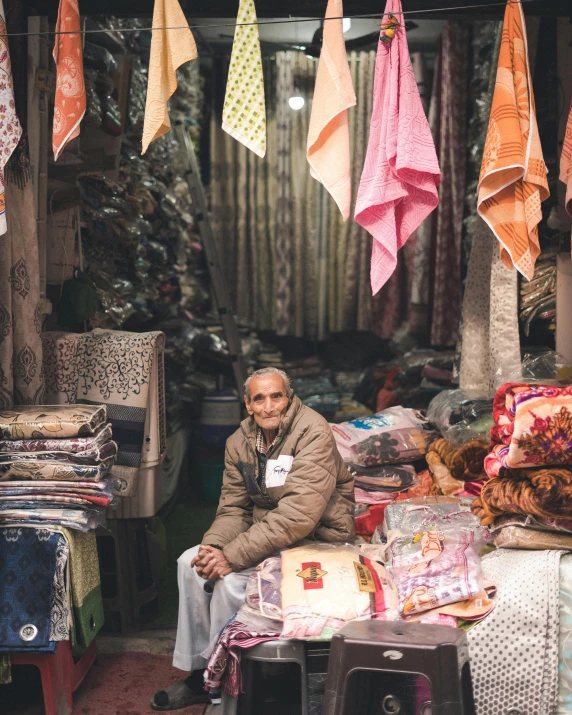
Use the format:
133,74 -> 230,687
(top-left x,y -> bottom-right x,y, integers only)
10,639 -> 97,715
322,620 -> 475,715
221,639 -> 309,715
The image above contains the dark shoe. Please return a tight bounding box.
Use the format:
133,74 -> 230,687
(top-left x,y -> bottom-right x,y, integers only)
150,680 -> 211,711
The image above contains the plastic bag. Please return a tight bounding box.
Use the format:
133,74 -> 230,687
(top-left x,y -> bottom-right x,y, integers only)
388,542 -> 484,616
426,389 -> 493,447
382,496 -> 474,535
279,543 -> 391,640
494,350 -> 572,388
494,525 -> 572,550
330,406 -> 436,467
244,557 -> 283,620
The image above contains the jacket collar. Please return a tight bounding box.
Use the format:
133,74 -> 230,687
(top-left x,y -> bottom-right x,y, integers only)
241,394 -> 303,449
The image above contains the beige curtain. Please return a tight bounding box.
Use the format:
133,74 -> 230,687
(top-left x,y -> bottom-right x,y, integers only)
210,50 -> 377,338
0,180 -> 44,407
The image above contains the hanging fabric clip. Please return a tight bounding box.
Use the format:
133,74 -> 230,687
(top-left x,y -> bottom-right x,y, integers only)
380,13 -> 400,43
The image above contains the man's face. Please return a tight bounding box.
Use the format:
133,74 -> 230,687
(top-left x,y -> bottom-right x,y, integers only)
245,374 -> 290,431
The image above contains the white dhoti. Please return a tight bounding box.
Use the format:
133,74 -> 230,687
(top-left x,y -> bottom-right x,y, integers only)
173,545 -> 256,672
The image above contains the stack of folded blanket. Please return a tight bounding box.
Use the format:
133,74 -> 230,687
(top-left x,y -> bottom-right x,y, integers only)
471,383 -> 572,532
331,407 -> 436,538
0,405 -> 116,530
426,438 -> 490,497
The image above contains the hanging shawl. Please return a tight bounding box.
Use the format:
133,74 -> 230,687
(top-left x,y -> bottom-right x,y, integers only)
222,0 -> 266,157
560,102 -> 572,219
477,0 -> 549,281
355,0 -> 440,295
306,0 -> 356,220
0,2 -> 22,235
52,0 -> 86,161
142,0 -> 198,154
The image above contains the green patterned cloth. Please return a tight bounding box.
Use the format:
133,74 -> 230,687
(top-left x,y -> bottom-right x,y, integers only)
222,0 -> 266,157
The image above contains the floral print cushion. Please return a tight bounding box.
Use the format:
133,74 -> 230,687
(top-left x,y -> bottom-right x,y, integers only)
0,405 -> 107,440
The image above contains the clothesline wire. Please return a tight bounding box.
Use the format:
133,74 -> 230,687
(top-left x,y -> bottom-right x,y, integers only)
0,0 -> 555,37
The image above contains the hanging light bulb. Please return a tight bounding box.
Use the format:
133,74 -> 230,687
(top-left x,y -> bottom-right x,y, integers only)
343,17 -> 351,33
289,78 -> 304,111
288,96 -> 305,110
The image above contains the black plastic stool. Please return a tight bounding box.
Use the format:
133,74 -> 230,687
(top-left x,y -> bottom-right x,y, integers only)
321,620 -> 475,715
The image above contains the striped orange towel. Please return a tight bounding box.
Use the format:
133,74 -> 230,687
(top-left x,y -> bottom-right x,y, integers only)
560,102 -> 572,218
307,0 -> 356,220
477,0 -> 549,281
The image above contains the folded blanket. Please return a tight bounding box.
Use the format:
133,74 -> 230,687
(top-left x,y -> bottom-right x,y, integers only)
0,422 -> 113,453
0,507 -> 105,531
490,383 -> 572,468
0,460 -> 111,481
354,0 -> 440,294
0,405 -> 106,440
430,438 -> 489,481
494,525 -> 572,550
0,440 -> 117,465
472,468 -> 572,525
0,528 -> 65,652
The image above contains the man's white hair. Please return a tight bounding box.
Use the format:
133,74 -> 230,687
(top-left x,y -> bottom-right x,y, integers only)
244,367 -> 293,401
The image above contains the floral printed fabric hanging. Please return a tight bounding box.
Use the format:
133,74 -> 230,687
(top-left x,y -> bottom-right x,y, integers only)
0,1 -> 22,234
52,0 -> 86,160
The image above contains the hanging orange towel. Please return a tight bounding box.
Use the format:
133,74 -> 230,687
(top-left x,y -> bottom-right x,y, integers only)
477,0 -> 549,281
52,0 -> 86,161
560,102 -> 572,218
142,0 -> 198,154
307,0 -> 356,220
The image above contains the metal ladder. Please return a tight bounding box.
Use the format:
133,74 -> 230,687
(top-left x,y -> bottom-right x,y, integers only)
174,122 -> 247,398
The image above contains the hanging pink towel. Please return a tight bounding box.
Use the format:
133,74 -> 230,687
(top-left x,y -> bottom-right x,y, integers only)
355,0 -> 440,295
307,0 -> 356,220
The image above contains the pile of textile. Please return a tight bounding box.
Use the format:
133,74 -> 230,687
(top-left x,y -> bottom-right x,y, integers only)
331,406 -> 436,537
0,405 -> 116,530
472,384 -> 572,538
426,439 -> 490,497
205,515 -> 496,699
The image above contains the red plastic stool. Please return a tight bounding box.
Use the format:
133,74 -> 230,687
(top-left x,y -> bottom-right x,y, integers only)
11,639 -> 97,715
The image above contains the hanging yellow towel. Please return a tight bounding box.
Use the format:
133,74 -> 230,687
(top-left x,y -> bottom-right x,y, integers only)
307,0 -> 356,220
477,0 -> 549,281
222,0 -> 266,158
142,0 -> 198,154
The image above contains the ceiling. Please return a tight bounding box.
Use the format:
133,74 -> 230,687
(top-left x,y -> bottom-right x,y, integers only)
195,17 -> 445,53
27,0 -> 570,18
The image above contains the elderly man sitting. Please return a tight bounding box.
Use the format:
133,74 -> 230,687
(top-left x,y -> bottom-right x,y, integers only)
151,367 -> 355,711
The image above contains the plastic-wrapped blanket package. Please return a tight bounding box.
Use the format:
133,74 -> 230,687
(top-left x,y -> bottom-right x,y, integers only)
494,526 -> 572,550
330,407 -> 436,466
426,389 -> 494,447
388,542 -> 484,616
243,557 -> 283,620
280,544 -> 391,640
382,496 -> 474,536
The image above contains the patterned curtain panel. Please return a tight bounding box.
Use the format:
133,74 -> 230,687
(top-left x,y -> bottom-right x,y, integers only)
0,178 -> 44,407
209,50 -> 378,338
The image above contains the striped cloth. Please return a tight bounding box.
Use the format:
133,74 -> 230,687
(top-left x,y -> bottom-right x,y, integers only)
204,617 -> 280,697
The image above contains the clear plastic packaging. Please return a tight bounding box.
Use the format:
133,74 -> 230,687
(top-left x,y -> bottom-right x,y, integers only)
244,557 -> 283,620
330,406 -> 436,467
495,350 -> 572,387
382,496 -> 474,535
494,525 -> 572,550
279,543 -> 391,640
426,389 -> 493,447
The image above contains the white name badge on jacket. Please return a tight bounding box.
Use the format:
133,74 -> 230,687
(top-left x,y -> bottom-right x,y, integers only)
265,455 -> 294,488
